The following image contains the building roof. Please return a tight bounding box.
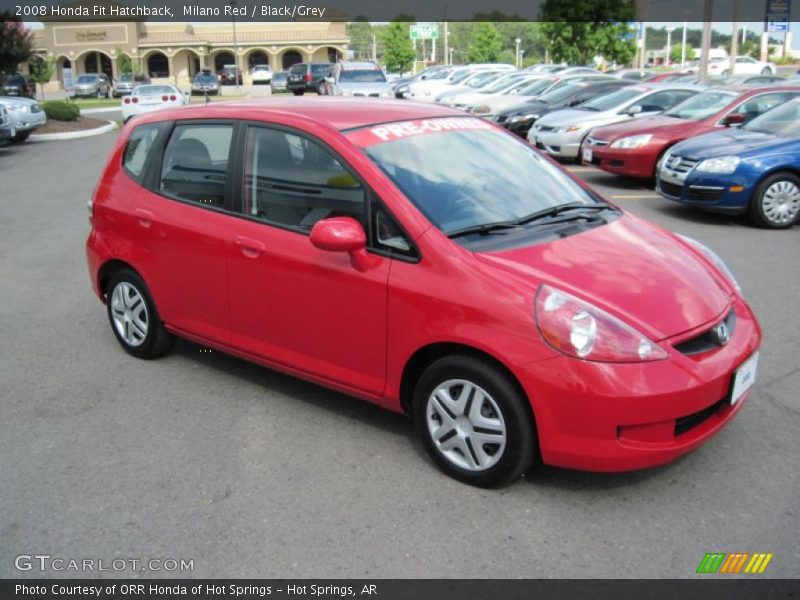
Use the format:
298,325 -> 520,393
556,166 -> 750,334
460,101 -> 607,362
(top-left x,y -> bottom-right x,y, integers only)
138,29 -> 348,46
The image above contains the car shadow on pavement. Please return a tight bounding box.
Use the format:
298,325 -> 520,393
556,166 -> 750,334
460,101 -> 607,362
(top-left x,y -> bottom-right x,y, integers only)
172,338 -> 413,438
650,203 -> 751,227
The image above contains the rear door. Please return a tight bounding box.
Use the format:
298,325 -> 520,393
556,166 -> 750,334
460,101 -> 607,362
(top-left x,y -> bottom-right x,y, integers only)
133,120 -> 241,344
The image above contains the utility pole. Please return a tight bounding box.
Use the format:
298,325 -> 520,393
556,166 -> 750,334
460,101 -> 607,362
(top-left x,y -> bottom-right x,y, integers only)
730,0 -> 740,74
515,38 -> 521,68
699,0 -> 713,80
229,0 -> 239,93
681,21 -> 687,68
444,22 -> 449,65
665,27 -> 675,66
372,33 -> 377,63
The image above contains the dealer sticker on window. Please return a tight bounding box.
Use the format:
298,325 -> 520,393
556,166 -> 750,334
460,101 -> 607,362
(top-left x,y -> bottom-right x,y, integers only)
347,117 -> 495,147
731,351 -> 758,405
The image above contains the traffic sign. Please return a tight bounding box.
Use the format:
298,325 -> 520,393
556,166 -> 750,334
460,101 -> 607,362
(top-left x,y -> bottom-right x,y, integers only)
410,23 -> 439,40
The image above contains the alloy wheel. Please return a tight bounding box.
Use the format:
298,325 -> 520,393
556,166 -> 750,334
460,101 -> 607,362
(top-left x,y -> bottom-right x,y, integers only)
762,180 -> 800,225
110,282 -> 149,347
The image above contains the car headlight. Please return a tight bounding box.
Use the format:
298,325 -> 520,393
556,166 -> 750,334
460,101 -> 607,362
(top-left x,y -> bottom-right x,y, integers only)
557,124 -> 585,133
397,85 -> 408,94
8,104 -> 29,112
381,91 -> 393,98
470,105 -> 491,114
695,156 -> 740,174
610,134 -> 653,149
535,285 -> 668,362
510,114 -> 538,123
340,89 -> 353,96
677,235 -> 742,294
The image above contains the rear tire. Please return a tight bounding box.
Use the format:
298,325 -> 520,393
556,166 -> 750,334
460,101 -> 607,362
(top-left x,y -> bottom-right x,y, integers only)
749,172 -> 800,229
106,269 -> 175,359
413,355 -> 537,488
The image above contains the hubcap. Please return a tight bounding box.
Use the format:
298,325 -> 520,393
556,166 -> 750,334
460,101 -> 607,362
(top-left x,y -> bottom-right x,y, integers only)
762,180 -> 800,225
110,282 -> 149,347
426,379 -> 507,472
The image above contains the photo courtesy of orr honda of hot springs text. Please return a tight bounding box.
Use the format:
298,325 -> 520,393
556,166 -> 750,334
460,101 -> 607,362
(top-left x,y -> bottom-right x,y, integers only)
86,98 -> 761,487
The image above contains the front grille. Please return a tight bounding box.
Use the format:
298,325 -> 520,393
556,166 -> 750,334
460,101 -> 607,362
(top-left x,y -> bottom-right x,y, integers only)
536,125 -> 555,133
586,137 -> 609,147
664,156 -> 699,174
660,180 -> 684,198
686,186 -> 724,202
674,310 -> 737,355
675,397 -> 727,437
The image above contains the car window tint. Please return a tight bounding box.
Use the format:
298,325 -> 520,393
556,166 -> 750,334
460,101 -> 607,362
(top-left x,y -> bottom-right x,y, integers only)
123,124 -> 161,181
242,127 -> 365,232
638,90 -> 694,112
731,92 -> 798,121
159,124 -> 233,208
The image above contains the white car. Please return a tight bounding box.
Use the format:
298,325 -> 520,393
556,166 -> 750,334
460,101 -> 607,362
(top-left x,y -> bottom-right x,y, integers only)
251,65 -> 272,84
447,73 -> 545,109
407,65 -> 516,101
121,84 -> 189,123
694,56 -> 776,77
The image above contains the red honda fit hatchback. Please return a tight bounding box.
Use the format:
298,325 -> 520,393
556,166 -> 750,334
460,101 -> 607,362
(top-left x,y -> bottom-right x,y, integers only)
86,98 -> 761,487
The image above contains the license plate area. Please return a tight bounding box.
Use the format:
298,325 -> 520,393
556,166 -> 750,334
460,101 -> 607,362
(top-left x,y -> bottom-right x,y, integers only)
731,351 -> 759,405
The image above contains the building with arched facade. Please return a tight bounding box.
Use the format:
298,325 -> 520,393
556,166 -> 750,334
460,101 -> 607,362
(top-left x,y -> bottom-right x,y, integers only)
26,16 -> 349,92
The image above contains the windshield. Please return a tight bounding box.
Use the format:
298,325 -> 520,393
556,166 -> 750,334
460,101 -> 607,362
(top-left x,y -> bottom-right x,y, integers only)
118,74 -> 133,82
744,100 -> 800,136
535,83 -> 585,104
581,87 -> 643,112
77,75 -> 98,83
481,75 -> 525,94
450,70 -> 472,84
339,69 -> 386,83
194,74 -> 217,83
467,72 -> 500,88
354,119 -> 599,235
135,85 -> 177,96
665,90 -> 737,119
514,78 -> 555,97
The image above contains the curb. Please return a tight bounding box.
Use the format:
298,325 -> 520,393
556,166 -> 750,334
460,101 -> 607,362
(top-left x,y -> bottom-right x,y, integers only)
29,120 -> 118,142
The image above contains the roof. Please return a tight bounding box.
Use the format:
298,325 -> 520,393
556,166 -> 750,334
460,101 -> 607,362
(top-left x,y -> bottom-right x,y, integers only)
134,97 -> 466,131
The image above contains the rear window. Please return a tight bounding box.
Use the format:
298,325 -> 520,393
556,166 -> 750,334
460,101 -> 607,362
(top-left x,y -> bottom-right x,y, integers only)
311,64 -> 333,75
289,64 -> 307,75
123,124 -> 161,181
339,69 -> 386,83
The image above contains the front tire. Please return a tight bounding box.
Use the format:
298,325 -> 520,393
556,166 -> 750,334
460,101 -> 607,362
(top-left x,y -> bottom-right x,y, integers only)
11,132 -> 30,143
749,172 -> 800,229
106,269 -> 175,359
413,355 -> 537,488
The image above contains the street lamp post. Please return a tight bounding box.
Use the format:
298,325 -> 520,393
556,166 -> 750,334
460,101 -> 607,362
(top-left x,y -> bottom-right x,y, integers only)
665,27 -> 675,67
515,38 -> 521,68
229,0 -> 240,94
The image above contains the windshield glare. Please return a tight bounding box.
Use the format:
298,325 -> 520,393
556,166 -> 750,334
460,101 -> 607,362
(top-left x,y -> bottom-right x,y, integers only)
482,75 -> 525,94
582,87 -> 643,111
665,91 -> 737,119
745,101 -> 800,135
77,75 -> 98,83
469,73 -> 500,88
340,69 -> 386,83
361,125 -> 597,235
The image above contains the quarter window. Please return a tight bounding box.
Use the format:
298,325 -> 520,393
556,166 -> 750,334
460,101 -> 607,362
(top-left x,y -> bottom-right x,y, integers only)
730,92 -> 799,122
159,123 -> 233,208
122,124 -> 160,181
242,126 -> 365,231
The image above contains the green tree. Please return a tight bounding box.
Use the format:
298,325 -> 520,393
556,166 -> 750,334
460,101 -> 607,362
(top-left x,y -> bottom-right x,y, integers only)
468,22 -> 502,63
116,47 -> 133,74
29,56 -> 56,101
540,0 -> 636,66
0,12 -> 34,74
346,18 -> 374,60
669,43 -> 695,64
383,21 -> 415,73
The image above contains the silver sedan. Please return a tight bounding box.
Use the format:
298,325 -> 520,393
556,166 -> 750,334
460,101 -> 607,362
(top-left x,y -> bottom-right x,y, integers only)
0,96 -> 47,143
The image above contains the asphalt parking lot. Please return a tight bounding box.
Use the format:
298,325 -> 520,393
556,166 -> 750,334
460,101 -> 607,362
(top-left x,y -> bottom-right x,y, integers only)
0,131 -> 798,579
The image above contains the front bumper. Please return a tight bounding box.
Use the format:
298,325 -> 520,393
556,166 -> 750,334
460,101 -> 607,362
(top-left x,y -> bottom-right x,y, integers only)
531,129 -> 584,159
584,144 -> 660,178
656,166 -> 753,214
516,296 -> 761,472
7,110 -> 46,132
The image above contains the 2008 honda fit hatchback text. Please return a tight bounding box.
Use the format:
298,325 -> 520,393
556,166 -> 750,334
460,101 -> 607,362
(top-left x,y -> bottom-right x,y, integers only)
86,98 -> 761,487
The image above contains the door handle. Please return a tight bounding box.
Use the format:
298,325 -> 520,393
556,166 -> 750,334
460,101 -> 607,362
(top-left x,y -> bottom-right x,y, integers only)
235,236 -> 266,258
134,208 -> 155,228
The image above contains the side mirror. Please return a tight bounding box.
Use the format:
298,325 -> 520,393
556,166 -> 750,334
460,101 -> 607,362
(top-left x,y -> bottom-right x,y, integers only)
310,217 -> 374,271
627,105 -> 643,116
722,113 -> 746,127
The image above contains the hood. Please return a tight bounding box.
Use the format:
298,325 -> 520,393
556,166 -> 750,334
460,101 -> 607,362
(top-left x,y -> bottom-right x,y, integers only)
452,91 -> 497,106
480,95 -> 532,112
535,107 -> 617,128
670,127 -> 795,159
590,115 -> 708,142
0,96 -> 37,107
474,213 -> 730,340
501,99 -> 548,116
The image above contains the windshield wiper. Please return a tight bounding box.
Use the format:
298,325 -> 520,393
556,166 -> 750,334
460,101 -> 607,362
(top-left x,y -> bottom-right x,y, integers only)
446,221 -> 519,239
515,203 -> 611,226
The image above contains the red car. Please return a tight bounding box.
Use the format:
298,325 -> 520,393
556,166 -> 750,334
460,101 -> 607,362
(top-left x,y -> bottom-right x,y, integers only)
583,86 -> 800,179
86,98 -> 761,487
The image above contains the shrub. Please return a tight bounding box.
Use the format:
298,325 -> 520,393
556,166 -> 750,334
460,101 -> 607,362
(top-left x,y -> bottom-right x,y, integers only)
43,100 -> 80,121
